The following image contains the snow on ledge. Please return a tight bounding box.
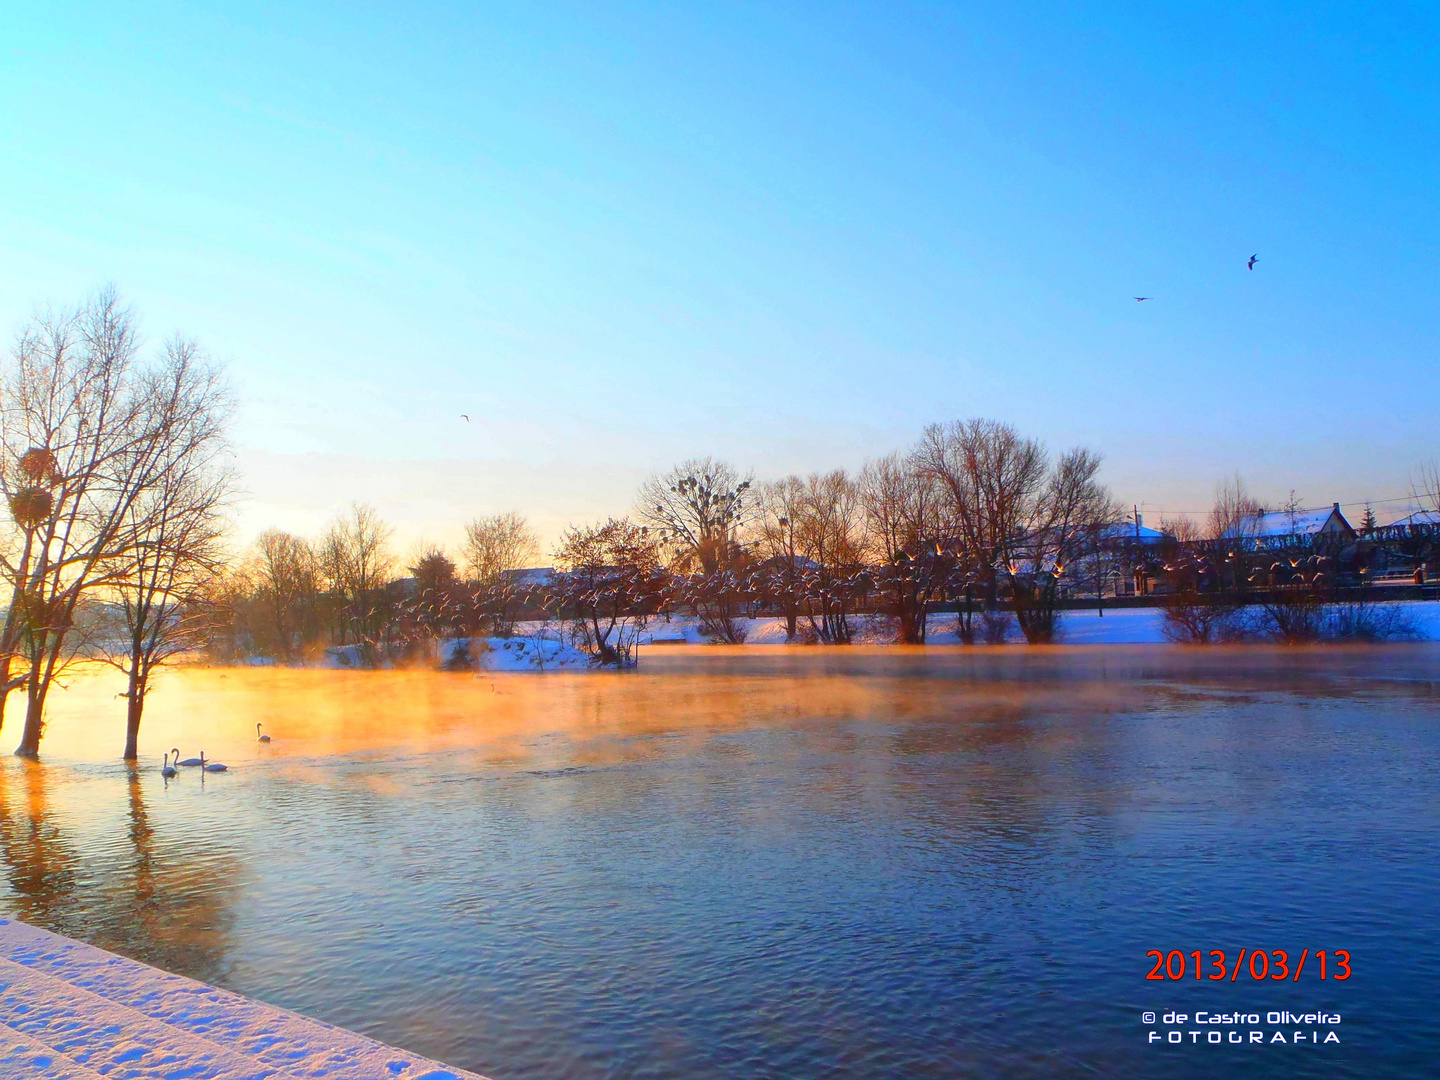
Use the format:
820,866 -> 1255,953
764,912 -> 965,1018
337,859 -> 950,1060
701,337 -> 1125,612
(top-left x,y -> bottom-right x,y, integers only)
0,917 -> 490,1080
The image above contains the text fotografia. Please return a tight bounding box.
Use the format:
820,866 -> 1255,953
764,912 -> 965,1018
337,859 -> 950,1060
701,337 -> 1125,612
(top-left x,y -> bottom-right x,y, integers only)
1143,1011 -> 1341,1046
1146,948 -> 1350,982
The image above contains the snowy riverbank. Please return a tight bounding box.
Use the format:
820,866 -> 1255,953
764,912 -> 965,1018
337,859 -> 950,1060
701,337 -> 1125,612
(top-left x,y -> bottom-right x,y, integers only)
540,600 -> 1440,648
0,918 -> 485,1080
307,601 -> 1440,673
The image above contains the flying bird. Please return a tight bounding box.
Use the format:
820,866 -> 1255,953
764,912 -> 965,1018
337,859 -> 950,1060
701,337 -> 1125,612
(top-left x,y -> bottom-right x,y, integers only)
1248,254 -> 1258,270
1134,297 -> 1150,302
461,414 -> 470,422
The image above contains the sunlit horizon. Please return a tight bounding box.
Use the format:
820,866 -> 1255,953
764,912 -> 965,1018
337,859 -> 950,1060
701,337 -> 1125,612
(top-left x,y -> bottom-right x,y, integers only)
3,4 -> 1437,554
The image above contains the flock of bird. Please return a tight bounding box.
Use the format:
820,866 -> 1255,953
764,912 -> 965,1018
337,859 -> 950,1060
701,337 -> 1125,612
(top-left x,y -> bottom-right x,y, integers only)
159,723 -> 272,779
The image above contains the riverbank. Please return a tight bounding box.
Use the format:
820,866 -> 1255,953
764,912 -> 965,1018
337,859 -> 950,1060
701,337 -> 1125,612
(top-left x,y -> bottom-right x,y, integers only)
617,598 -> 1440,646
295,601 -> 1440,673
0,918 -> 486,1080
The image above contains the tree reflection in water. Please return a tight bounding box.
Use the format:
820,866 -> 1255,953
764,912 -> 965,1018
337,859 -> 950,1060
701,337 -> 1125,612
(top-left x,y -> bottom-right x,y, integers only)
0,759 -> 242,986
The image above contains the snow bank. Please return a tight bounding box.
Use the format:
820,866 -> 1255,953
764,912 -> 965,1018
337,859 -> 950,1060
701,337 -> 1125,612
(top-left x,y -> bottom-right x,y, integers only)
470,636 -> 591,672
0,917 -> 487,1080
513,601 -> 1440,649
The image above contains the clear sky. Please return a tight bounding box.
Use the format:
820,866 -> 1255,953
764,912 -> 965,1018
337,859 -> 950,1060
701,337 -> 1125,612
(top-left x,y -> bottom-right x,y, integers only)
2,3 -> 1437,555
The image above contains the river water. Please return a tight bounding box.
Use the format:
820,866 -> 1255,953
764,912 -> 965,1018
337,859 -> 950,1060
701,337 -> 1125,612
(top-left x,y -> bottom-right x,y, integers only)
0,646 -> 1435,1079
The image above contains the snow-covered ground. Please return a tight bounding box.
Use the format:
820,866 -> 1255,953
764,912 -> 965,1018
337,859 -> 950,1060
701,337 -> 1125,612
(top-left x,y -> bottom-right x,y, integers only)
0,917 -> 486,1080
310,602 -> 1440,674
512,600 -> 1440,648
468,636 -> 591,672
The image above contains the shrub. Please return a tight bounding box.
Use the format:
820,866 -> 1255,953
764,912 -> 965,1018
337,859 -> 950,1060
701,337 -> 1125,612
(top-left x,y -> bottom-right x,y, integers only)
1161,590 -> 1245,643
1325,599 -> 1420,642
981,608 -> 1014,644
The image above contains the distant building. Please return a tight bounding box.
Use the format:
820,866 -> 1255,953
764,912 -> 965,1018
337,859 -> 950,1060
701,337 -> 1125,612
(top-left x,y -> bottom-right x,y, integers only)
501,567 -> 557,588
1098,518 -> 1166,546
1225,503 -> 1355,545
1388,509 -> 1440,528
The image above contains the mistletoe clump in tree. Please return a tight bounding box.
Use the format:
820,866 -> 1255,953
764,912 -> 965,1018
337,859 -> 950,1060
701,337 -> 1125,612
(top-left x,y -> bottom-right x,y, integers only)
637,458 -> 753,643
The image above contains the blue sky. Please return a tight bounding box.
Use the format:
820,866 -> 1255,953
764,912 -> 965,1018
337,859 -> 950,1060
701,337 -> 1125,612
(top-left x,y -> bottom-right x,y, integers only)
2,3 -> 1437,550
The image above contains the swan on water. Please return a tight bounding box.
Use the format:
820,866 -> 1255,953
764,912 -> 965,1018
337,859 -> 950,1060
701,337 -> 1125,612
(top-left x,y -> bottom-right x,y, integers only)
256,723 -> 271,742
173,747 -> 203,767
200,752 -> 228,773
161,752 -> 177,778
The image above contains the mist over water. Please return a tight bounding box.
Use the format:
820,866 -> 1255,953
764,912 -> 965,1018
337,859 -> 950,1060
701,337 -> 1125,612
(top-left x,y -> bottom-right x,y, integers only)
0,647 -> 1436,1078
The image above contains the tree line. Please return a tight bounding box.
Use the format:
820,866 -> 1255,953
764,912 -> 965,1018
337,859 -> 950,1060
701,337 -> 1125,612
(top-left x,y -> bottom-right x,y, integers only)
222,423 -> 1117,668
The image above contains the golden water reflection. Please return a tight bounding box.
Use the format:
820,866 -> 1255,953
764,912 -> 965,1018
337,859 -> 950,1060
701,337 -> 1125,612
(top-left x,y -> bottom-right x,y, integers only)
15,643 -> 1435,772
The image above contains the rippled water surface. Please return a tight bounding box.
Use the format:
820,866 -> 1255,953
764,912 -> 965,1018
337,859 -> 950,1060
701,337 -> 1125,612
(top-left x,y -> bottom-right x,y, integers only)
1,646 -> 1437,1078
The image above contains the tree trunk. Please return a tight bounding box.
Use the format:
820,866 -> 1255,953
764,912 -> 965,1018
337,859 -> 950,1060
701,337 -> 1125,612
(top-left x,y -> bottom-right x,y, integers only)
15,661 -> 47,758
123,667 -> 146,761
0,653 -> 11,735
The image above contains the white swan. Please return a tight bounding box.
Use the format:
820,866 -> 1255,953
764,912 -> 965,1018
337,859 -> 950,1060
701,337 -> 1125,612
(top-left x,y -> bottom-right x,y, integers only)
200,751 -> 228,773
173,747 -> 202,767
256,723 -> 271,742
161,751 -> 177,778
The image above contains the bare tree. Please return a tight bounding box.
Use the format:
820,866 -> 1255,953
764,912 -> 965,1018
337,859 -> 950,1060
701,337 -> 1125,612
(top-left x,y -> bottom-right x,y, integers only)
749,477 -> 808,639
463,512 -> 539,583
1160,515 -> 1203,543
915,419 -> 1117,644
915,418 -> 1047,606
245,530 -> 323,661
0,290 -> 225,757
552,518 -> 664,666
1208,473 -> 1263,540
463,513 -> 539,637
320,503 -> 395,660
1410,459 -> 1440,517
638,459 -> 753,642
859,452 -> 952,644
792,470 -> 864,644
637,458 -> 753,574
98,342 -> 233,758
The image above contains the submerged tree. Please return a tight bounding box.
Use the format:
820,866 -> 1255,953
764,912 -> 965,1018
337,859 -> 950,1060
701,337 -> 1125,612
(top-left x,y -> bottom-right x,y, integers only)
0,290 -> 234,756
99,341 -> 234,758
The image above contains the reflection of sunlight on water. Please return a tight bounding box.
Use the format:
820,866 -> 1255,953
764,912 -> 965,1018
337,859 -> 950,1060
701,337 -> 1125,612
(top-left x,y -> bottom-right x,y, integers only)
22,644 -> 1440,774
0,645 -> 1435,1079
23,649 -> 1168,769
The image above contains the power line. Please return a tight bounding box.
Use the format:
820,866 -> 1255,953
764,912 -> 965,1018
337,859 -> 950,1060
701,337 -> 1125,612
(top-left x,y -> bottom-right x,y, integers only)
1135,493 -> 1424,517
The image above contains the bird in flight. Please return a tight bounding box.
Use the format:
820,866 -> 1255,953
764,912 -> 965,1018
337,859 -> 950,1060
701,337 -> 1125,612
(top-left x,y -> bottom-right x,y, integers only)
1134,297 -> 1150,302
1248,254 -> 1258,270
461,414 -> 470,422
